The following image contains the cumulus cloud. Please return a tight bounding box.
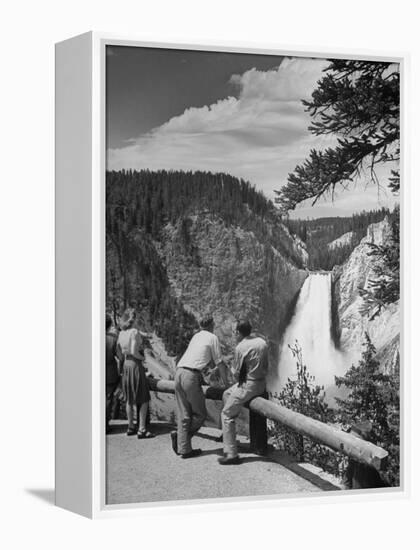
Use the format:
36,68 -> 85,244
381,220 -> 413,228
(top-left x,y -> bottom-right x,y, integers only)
107,56 -> 397,211
230,57 -> 324,102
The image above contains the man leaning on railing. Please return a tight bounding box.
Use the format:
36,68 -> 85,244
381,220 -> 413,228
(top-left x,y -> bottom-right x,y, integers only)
218,320 -> 268,465
170,315 -> 229,459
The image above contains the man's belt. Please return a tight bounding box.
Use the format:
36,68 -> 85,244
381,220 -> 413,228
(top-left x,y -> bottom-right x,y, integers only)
179,366 -> 200,372
124,354 -> 142,362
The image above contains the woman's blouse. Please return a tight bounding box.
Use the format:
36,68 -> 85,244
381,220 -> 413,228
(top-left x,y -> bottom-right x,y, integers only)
117,328 -> 144,361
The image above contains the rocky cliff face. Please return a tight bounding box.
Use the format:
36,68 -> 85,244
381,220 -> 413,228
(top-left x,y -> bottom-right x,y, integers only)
156,214 -> 308,376
332,218 -> 399,372
142,214 -> 308,432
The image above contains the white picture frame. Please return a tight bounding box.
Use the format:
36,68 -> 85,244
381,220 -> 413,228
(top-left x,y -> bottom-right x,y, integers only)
55,31 -> 408,518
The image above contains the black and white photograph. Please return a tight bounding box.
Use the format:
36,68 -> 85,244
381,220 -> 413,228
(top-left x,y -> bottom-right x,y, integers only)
6,0 -> 420,544
104,45 -> 401,505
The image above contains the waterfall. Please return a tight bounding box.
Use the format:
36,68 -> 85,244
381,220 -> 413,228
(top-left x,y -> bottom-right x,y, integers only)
271,272 -> 347,404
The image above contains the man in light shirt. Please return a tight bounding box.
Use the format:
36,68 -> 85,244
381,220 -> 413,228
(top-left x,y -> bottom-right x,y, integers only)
171,316 -> 229,458
218,320 -> 268,465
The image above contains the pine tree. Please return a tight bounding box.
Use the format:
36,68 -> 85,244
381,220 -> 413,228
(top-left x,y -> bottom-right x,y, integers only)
335,334 -> 400,486
275,60 -> 400,213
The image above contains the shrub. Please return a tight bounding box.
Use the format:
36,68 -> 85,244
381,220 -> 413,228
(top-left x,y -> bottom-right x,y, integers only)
269,342 -> 345,477
335,333 -> 400,486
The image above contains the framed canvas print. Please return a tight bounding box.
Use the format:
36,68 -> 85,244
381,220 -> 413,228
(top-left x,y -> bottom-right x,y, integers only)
55,32 -> 406,518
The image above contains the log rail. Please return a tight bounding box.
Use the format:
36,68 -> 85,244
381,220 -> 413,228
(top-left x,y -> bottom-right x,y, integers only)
148,378 -> 388,473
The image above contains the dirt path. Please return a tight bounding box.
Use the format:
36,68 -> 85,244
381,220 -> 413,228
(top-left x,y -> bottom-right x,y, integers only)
106,421 -> 337,505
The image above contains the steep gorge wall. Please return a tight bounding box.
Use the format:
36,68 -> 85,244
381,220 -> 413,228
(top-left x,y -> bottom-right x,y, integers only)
332,218 -> 400,373
157,215 -> 308,377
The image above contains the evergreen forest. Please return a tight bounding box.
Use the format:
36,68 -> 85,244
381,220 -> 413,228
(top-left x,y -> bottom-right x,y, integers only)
283,207 -> 398,270
106,169 -> 304,357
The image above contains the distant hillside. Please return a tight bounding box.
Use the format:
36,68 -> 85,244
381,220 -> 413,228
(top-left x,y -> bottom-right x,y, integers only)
106,170 -> 307,362
283,208 -> 397,270
327,231 -> 354,250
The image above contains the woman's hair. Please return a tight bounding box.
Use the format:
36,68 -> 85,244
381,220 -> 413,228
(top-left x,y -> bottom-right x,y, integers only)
105,313 -> 113,331
199,315 -> 214,331
119,308 -> 137,330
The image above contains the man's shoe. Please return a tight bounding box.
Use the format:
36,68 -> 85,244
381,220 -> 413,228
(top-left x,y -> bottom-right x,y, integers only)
181,449 -> 202,459
126,427 -> 137,436
170,431 -> 179,455
218,455 -> 242,465
137,430 -> 155,439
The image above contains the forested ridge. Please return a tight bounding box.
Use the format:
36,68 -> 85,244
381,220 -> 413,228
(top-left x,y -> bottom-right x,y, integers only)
283,207 -> 398,270
106,169 -> 305,357
107,169 -> 304,266
106,168 -> 398,357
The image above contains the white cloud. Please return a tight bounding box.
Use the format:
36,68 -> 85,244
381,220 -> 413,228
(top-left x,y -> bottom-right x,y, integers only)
107,57 -> 398,213
108,58 -> 326,170
230,57 -> 325,102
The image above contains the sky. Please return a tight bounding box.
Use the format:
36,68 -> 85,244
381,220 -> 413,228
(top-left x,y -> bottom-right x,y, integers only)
106,46 -> 399,219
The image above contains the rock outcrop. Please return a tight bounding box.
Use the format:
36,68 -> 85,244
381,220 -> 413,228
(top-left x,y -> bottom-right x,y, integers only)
327,230 -> 354,250
332,218 -> 399,373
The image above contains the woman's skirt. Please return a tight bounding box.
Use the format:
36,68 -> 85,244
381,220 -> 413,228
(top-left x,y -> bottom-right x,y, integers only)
122,358 -> 150,407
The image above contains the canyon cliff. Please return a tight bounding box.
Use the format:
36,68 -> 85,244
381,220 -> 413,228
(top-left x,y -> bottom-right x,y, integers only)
157,214 -> 308,372
106,169 -> 308,383
106,170 -> 309,430
332,218 -> 400,373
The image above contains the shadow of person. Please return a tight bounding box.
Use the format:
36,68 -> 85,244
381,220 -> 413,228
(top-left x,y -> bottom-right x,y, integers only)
196,431 -> 223,443
107,421 -> 175,436
198,448 -> 224,457
25,488 -> 55,505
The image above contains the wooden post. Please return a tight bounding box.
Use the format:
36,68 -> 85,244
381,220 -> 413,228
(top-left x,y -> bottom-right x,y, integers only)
249,406 -> 268,455
345,422 -> 388,489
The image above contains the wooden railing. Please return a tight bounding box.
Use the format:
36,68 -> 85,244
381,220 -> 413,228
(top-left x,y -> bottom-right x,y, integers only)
148,378 -> 389,483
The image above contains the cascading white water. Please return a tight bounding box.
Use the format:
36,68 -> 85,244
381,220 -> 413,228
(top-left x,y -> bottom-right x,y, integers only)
272,272 -> 347,404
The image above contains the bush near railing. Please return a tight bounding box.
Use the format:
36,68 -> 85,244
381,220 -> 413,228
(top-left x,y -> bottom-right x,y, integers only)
269,342 -> 347,479
269,338 -> 400,486
335,334 -> 400,487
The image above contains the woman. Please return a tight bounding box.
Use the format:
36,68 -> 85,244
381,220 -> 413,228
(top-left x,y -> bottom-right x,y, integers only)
117,308 -> 154,438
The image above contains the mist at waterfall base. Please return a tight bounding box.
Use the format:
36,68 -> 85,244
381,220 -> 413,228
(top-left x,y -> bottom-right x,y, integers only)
269,273 -> 350,407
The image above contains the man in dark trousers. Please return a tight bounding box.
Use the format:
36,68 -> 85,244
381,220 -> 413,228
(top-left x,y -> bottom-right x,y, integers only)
171,316 -> 229,458
105,314 -> 120,433
218,320 -> 268,465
